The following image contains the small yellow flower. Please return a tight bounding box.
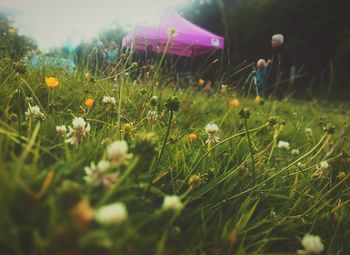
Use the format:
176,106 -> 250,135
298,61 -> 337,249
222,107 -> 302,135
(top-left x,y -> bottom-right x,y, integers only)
188,174 -> 205,189
70,199 -> 95,230
84,72 -> 95,83
337,171 -> 346,179
45,77 -> 59,89
255,95 -> 261,103
122,123 -> 133,133
198,79 -> 205,85
167,27 -> 177,37
85,98 -> 94,108
188,133 -> 198,141
229,98 -> 240,107
8,27 -> 16,34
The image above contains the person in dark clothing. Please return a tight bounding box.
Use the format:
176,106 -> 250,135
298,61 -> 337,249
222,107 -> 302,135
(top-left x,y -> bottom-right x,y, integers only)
266,34 -> 295,99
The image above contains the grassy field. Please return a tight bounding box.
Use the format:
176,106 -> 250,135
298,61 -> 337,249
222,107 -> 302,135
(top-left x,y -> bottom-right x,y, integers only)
0,57 -> 349,255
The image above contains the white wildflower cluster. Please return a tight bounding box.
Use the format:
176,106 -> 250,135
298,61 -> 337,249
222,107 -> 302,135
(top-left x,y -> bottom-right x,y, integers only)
147,110 -> 158,124
277,140 -> 290,150
100,138 -> 112,145
205,123 -> 220,144
84,72 -> 91,81
84,160 -> 118,188
84,140 -> 132,189
65,117 -> 91,145
297,162 -> 305,168
305,128 -> 313,136
319,161 -> 329,169
305,128 -> 314,141
102,96 -> 116,105
297,234 -> 324,254
25,105 -> 45,120
291,149 -> 300,156
313,160 -> 330,179
95,202 -> 128,225
56,125 -> 67,137
107,140 -> 133,166
24,97 -> 34,104
162,195 -> 183,211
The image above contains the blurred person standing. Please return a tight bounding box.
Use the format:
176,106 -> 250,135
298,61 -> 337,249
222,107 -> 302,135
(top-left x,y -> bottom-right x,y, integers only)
106,41 -> 120,75
255,58 -> 271,96
266,34 -> 295,99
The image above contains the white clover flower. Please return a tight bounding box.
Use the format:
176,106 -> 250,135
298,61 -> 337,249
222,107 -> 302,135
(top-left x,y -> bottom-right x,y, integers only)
313,161 -> 329,179
277,141 -> 290,150
106,140 -> 133,166
101,138 -> 111,145
305,128 -> 313,135
320,161 -> 329,169
205,123 -> 220,144
95,203 -> 128,225
84,160 -> 117,188
297,234 -> 324,254
162,195 -> 183,211
297,162 -> 305,168
220,84 -> 228,93
97,160 -> 110,171
291,149 -> 300,156
25,97 -> 34,104
102,96 -> 116,105
84,72 -> 91,80
65,117 -> 90,145
25,105 -> 45,120
205,123 -> 219,134
56,125 -> 67,136
146,110 -> 158,124
72,117 -> 90,131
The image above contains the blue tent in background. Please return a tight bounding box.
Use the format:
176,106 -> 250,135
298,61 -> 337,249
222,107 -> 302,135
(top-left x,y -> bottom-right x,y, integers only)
28,55 -> 76,71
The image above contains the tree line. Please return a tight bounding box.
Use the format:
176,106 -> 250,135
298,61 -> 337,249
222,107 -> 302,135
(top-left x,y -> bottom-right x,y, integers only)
183,0 -> 350,98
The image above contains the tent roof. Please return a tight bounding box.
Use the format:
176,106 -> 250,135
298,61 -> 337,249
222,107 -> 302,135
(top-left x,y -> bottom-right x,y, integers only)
122,10 -> 224,57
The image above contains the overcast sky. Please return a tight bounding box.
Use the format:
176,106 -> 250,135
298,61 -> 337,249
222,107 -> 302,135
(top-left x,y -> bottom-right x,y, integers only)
0,0 -> 188,49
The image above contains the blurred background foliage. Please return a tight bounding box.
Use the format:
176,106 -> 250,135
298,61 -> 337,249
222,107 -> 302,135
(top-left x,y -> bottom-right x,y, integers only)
1,0 -> 350,98
0,13 -> 36,60
183,0 -> 350,98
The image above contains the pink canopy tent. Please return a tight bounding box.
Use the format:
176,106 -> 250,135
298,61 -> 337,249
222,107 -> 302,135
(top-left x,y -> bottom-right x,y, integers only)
122,10 -> 224,57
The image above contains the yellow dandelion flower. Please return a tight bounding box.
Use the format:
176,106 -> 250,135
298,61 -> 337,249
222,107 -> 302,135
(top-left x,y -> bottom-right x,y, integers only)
70,199 -> 95,230
199,79 -> 205,85
188,133 -> 198,141
8,27 -> 16,34
85,98 -> 94,108
122,123 -> 133,133
337,171 -> 346,179
229,98 -> 240,107
45,77 -> 59,89
255,95 -> 261,103
188,174 -> 203,189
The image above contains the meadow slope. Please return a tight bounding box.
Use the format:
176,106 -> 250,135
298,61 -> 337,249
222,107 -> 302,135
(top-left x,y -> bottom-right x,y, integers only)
0,61 -> 350,255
